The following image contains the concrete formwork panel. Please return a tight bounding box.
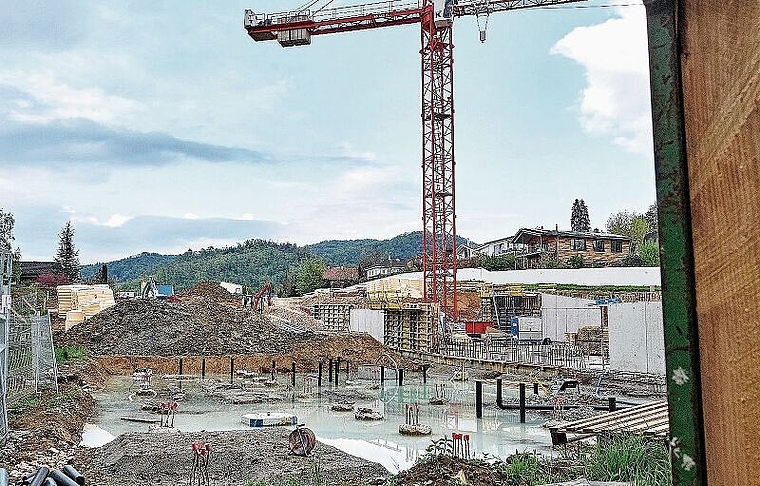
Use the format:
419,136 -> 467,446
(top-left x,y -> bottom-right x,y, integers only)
608,302 -> 665,374
349,308 -> 384,343
540,293 -> 601,342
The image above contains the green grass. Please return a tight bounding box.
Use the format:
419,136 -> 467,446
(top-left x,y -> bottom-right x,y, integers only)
55,345 -> 88,365
583,433 -> 671,486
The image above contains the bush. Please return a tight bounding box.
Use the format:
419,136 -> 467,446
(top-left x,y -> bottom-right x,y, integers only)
55,345 -> 87,365
621,252 -> 645,267
638,241 -> 660,267
568,255 -> 585,268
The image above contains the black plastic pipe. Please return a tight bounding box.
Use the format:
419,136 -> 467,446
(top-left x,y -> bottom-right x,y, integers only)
475,380 -> 483,419
533,382 -> 539,395
27,467 -> 49,486
179,357 -> 183,375
318,362 -> 323,387
346,360 -> 350,379
291,361 -> 296,386
49,470 -> 79,486
201,358 -> 206,379
335,357 -> 341,385
328,359 -> 333,383
398,369 -> 404,386
519,383 -> 526,423
380,366 -> 384,383
230,357 -> 235,383
62,465 -> 85,486
496,378 -> 503,405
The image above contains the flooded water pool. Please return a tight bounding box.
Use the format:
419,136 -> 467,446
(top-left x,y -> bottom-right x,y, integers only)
87,374 -> 554,472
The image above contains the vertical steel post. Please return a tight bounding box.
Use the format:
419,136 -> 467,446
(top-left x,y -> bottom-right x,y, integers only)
230,357 -> 234,383
335,357 -> 341,386
291,362 -> 296,387
179,358 -> 183,376
644,1 -> 706,484
475,380 -> 482,419
496,378 -> 502,405
519,383 -> 526,423
201,358 -> 206,380
398,368 -> 404,386
318,362 -> 323,388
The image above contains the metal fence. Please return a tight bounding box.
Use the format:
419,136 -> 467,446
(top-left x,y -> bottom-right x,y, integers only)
438,336 -> 586,369
0,251 -> 12,443
8,292 -> 58,404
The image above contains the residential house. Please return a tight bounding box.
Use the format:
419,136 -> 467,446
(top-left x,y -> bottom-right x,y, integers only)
323,266 -> 359,288
365,260 -> 407,279
20,261 -> 64,285
476,235 -> 525,257
512,227 -> 631,268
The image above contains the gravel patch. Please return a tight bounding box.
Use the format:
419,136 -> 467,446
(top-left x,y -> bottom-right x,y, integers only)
79,429 -> 388,486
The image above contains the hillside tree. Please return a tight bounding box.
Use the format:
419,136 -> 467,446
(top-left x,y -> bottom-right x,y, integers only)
645,201 -> 659,232
56,221 -> 80,282
296,258 -> 327,295
571,199 -> 591,232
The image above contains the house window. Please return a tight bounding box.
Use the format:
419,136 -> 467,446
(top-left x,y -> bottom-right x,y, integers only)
542,241 -> 548,251
593,240 -> 605,252
570,239 -> 586,251
611,240 -> 623,253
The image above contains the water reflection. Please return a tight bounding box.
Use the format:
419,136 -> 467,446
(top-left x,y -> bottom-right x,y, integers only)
88,375 -> 552,471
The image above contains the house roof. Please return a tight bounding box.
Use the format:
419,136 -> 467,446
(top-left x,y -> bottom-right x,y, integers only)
20,261 -> 63,279
512,227 -> 631,245
323,266 -> 359,281
477,235 -> 516,247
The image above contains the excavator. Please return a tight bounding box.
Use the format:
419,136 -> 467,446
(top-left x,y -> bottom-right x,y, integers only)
245,281 -> 273,311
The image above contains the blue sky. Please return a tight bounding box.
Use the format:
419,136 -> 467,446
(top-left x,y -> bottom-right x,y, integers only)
0,0 -> 654,263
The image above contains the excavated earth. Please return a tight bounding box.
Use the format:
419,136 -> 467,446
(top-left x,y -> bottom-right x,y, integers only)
74,429 -> 388,486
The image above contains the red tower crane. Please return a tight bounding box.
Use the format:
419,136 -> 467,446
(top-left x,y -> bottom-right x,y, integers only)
244,0 -> 584,318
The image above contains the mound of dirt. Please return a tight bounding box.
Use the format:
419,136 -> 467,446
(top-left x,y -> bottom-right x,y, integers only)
176,281 -> 240,303
58,299 -> 310,356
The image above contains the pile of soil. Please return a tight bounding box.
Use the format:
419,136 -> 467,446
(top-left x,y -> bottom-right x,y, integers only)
393,454 -> 506,486
57,299 -> 310,356
176,281 -> 240,304
76,429 -> 388,486
2,383 -> 95,483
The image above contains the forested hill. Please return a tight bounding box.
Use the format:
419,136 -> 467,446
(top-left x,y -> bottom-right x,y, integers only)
81,232 -> 475,290
81,252 -> 176,282
306,231 -> 473,266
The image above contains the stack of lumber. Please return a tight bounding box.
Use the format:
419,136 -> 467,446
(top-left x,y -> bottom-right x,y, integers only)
57,284 -> 116,330
365,277 -> 423,300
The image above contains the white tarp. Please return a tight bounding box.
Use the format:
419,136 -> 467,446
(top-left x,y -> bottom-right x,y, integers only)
608,302 -> 665,374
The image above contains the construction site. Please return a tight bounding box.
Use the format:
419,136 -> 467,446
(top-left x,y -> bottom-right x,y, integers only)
1,0 -> 757,485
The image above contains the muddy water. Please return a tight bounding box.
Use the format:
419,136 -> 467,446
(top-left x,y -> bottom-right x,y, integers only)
86,375 -> 553,472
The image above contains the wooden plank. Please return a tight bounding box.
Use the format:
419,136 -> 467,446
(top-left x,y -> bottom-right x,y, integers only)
681,2 -> 760,485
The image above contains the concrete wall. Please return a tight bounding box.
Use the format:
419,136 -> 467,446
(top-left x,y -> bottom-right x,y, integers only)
608,302 -> 665,374
540,293 -> 601,342
349,308 -> 384,343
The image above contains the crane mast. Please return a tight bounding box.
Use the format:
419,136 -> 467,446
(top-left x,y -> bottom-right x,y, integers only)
244,0 -> 584,318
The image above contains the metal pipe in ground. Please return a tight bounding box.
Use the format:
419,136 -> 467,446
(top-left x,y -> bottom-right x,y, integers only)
62,466 -> 85,486
201,358 -> 206,379
346,360 -> 350,380
519,383 -> 526,423
318,362 -> 323,387
291,362 -> 296,387
335,357 -> 341,385
179,357 -> 183,375
475,380 -> 483,419
398,369 -> 404,386
380,365 -> 384,385
496,378 -> 502,405
230,357 -> 235,383
328,359 -> 333,384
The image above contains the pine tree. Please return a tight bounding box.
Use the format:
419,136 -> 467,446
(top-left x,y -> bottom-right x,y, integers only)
571,199 -> 582,231
56,221 -> 81,282
578,199 -> 591,232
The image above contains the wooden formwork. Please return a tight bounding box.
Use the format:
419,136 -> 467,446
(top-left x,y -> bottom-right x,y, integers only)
371,302 -> 440,354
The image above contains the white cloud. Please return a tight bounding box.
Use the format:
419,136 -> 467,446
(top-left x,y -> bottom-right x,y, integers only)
1,73 -> 143,124
337,141 -> 377,162
551,5 -> 653,155
104,214 -> 132,228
